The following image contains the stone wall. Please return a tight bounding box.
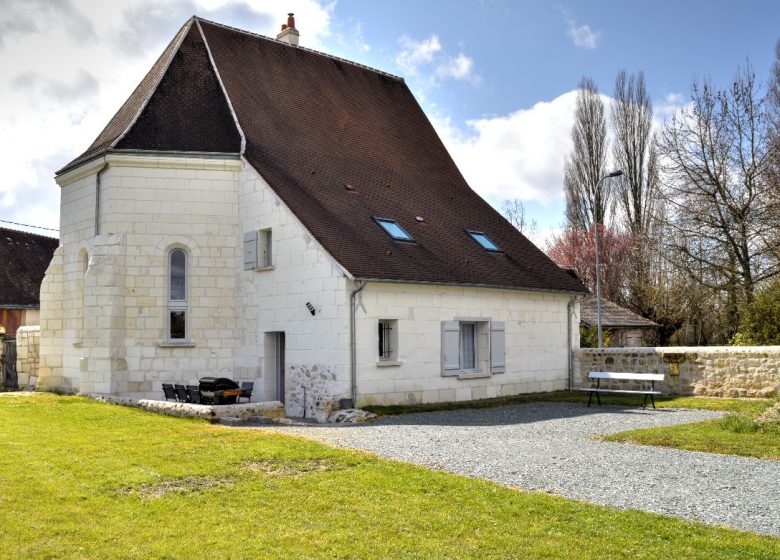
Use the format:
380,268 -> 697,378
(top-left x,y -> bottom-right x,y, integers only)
16,326 -> 40,390
574,346 -> 780,398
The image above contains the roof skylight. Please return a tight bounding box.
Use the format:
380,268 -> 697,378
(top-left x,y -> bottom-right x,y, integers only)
467,230 -> 501,252
375,218 -> 414,241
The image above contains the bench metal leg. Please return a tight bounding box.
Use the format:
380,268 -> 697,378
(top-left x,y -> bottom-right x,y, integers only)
642,394 -> 648,410
587,391 -> 593,407
595,391 -> 601,405
650,393 -> 656,409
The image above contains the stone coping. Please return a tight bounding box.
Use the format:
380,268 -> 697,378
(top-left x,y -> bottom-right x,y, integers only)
86,393 -> 285,422
576,346 -> 780,353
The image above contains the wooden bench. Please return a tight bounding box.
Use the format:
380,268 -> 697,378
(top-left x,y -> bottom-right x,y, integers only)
578,372 -> 664,409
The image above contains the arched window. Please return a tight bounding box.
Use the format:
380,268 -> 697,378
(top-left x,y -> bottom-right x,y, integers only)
168,249 -> 187,340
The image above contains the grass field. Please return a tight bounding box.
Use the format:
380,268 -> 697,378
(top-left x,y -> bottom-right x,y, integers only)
603,397 -> 780,460
0,393 -> 777,559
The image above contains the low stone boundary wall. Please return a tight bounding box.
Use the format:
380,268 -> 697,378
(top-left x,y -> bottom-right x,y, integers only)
16,326 -> 40,390
87,394 -> 285,422
574,346 -> 780,398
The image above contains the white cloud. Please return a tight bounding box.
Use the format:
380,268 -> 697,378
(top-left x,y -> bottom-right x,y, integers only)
0,0 -> 335,234
395,34 -> 442,75
395,33 -> 478,87
430,91 -> 579,204
436,53 -> 477,83
560,10 -> 599,50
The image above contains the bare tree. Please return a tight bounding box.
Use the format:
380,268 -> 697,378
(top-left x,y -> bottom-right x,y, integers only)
564,77 -> 610,230
500,199 -> 537,235
611,71 -> 659,236
659,65 -> 778,318
610,71 -> 662,318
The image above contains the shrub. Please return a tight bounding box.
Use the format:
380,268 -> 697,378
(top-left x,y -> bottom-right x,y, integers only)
731,279 -> 780,345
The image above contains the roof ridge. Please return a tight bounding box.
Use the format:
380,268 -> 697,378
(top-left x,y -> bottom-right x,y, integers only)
194,18 -> 246,154
194,16 -> 405,82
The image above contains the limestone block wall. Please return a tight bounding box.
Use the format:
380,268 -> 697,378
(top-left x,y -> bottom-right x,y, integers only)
355,283 -> 579,406
574,347 -> 780,397
41,155 -> 244,398
15,326 -> 40,390
236,163 -> 351,416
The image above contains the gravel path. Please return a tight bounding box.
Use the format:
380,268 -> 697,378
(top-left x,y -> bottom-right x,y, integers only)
258,402 -> 780,535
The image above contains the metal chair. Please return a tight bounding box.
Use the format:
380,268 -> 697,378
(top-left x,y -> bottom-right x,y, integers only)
174,384 -> 188,402
162,383 -> 177,401
238,381 -> 254,403
186,385 -> 201,404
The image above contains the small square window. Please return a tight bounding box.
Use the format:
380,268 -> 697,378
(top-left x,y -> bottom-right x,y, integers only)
375,218 -> 414,241
466,230 -> 501,252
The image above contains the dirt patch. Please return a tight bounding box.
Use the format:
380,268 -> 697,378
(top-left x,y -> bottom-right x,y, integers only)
122,475 -> 234,500
242,458 -> 343,477
756,402 -> 780,426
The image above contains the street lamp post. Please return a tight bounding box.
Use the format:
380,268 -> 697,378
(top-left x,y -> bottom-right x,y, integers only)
595,169 -> 623,349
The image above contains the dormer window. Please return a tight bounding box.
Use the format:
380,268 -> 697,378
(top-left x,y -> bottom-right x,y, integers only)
467,230 -> 501,252
375,217 -> 414,241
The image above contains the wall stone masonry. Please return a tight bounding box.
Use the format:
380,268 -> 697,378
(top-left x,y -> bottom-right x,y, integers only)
574,346 -> 780,398
15,326 -> 40,390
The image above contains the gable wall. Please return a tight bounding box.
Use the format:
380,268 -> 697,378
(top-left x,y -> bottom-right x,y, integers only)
236,162 -> 351,415
355,283 -> 579,406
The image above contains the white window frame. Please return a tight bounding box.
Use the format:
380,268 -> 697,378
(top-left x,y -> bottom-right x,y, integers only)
168,248 -> 188,341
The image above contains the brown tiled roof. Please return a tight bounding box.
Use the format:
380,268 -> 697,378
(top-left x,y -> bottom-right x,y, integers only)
0,228 -> 59,308
579,295 -> 658,328
58,17 -> 586,294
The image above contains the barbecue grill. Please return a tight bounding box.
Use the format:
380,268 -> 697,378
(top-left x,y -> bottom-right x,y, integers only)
199,377 -> 241,405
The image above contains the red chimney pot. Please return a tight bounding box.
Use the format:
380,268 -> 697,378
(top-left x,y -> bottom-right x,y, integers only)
287,13 -> 296,29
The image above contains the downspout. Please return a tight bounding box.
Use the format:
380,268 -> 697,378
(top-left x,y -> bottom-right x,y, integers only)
349,280 -> 366,406
567,294 -> 586,390
94,159 -> 109,236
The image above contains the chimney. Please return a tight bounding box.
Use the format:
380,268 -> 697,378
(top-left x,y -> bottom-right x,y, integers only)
276,12 -> 300,46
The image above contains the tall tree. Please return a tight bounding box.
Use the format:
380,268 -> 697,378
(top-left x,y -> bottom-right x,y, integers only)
564,77 -> 610,230
659,65 -> 778,319
611,71 -> 659,236
610,71 -> 661,317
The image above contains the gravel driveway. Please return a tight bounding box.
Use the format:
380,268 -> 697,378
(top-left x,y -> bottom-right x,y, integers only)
259,402 -> 780,535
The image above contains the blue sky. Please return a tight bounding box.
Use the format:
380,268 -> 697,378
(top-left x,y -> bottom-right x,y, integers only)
1,0 -> 778,245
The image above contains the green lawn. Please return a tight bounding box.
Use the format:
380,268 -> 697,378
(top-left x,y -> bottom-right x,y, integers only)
604,398 -> 780,460
0,394 -> 777,559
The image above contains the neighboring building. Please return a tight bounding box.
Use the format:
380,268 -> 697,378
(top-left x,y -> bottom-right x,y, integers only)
579,294 -> 659,347
38,15 -> 587,415
0,227 -> 58,335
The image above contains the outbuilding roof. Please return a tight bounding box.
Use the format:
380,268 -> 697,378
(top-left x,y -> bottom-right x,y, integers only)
579,295 -> 659,329
0,228 -> 59,308
58,17 -> 586,294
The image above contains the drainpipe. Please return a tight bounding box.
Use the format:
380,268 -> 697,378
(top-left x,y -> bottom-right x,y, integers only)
567,294 -> 586,390
349,280 -> 366,406
94,159 -> 109,236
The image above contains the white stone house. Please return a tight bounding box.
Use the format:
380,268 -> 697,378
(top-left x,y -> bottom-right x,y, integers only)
38,15 -> 586,416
